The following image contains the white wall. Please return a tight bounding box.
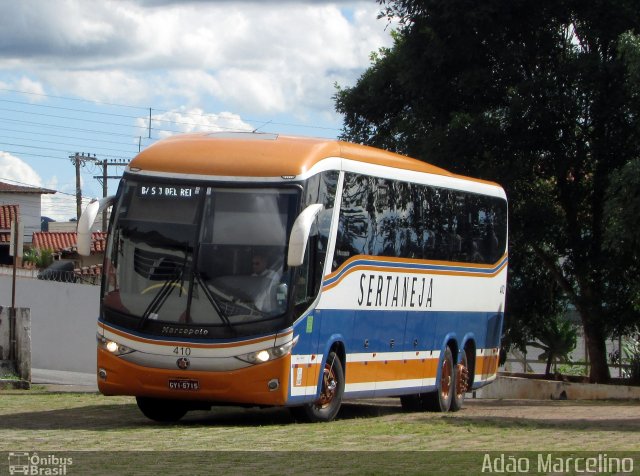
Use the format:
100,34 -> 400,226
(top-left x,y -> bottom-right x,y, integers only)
0,193 -> 43,243
0,274 -> 99,373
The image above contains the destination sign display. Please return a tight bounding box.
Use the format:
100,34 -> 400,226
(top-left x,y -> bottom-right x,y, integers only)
138,185 -> 201,199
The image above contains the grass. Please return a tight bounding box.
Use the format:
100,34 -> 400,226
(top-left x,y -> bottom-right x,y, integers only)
0,390 -> 639,475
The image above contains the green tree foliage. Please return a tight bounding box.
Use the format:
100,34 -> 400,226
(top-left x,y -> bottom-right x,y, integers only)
335,0 -> 640,382
22,247 -> 54,269
604,33 -> 640,315
527,314 -> 578,377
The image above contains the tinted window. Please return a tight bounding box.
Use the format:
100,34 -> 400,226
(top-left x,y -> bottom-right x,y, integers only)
333,173 -> 507,270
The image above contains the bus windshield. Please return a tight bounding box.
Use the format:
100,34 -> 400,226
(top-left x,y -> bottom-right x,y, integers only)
102,179 -> 299,337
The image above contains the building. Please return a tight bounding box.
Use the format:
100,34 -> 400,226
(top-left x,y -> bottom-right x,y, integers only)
32,231 -> 107,267
0,181 -> 55,245
0,204 -> 19,264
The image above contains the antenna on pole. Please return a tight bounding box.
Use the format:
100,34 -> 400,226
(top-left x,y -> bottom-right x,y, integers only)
252,120 -> 272,133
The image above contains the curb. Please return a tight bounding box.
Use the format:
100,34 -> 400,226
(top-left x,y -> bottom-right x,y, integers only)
475,375 -> 640,400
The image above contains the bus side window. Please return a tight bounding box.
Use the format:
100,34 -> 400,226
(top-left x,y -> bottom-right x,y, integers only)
294,171 -> 337,316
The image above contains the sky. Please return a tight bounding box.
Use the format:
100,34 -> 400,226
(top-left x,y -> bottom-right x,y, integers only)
0,0 -> 395,223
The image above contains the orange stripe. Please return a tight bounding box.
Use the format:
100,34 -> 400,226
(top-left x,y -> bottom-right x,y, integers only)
291,362 -> 322,389
346,358 -> 439,384
476,354 -> 500,377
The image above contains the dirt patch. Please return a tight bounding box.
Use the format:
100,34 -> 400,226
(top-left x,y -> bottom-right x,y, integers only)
460,398 -> 640,429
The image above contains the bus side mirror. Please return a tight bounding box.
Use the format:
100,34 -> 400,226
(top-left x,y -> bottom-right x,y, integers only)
287,204 -> 324,267
77,196 -> 116,256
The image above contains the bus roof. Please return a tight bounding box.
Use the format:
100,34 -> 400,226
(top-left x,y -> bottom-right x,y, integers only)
129,132 -> 500,187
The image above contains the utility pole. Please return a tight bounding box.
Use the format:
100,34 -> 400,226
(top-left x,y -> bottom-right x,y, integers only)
93,158 -> 129,230
69,153 -> 96,221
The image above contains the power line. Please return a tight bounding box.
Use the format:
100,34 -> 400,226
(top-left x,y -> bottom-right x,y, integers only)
0,87 -> 149,111
0,98 -> 143,121
0,126 -> 143,148
0,149 -> 133,162
0,177 -> 90,199
0,88 -> 343,133
0,116 -> 142,139
0,137 -> 137,155
0,106 -> 148,131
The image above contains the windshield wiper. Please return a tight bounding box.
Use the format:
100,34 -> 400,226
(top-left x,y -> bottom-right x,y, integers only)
193,271 -> 236,333
137,270 -> 184,330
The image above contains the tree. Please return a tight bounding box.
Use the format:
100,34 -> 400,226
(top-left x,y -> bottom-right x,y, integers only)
603,33 -> 640,316
335,0 -> 640,382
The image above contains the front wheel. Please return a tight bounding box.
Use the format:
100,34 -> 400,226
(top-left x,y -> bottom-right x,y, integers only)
290,351 -> 344,423
136,397 -> 188,423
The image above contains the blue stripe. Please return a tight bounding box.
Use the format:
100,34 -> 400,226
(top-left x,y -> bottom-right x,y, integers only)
324,255 -> 508,288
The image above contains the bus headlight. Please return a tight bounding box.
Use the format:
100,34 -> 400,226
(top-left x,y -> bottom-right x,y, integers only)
97,334 -> 134,356
237,337 -> 298,364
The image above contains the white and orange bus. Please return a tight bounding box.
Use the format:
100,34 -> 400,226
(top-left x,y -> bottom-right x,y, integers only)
78,132 -> 507,422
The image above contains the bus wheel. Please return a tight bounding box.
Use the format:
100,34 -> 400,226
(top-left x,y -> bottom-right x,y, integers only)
450,348 -> 470,412
136,397 -> 188,423
423,346 -> 454,412
290,351 -> 344,423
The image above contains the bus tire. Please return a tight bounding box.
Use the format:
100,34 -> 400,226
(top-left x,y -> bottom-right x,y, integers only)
290,351 -> 344,423
136,397 -> 188,423
450,348 -> 470,412
423,346 -> 454,412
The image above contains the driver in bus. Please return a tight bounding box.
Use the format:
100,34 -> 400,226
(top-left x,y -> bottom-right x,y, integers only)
251,253 -> 281,312
251,254 -> 279,280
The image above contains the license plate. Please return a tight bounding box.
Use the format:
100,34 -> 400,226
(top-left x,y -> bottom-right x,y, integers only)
168,378 -> 200,391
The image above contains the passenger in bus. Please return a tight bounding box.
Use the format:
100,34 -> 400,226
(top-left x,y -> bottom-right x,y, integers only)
469,240 -> 484,263
483,224 -> 500,262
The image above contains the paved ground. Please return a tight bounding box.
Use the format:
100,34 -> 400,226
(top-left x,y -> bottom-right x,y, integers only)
31,368 -> 98,392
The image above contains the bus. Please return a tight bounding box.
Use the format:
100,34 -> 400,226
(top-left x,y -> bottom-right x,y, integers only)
78,132 -> 508,423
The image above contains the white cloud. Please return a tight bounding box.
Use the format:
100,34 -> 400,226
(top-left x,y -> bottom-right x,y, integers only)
16,77 -> 46,100
0,151 -> 43,186
0,1 -> 394,117
137,107 -> 254,138
43,70 -> 151,104
0,151 -> 82,222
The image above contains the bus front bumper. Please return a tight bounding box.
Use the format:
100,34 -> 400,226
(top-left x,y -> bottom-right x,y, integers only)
96,348 -> 290,406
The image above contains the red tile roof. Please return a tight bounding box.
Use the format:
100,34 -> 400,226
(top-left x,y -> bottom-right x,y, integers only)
0,181 -> 55,194
32,231 -> 107,254
74,264 -> 103,283
0,204 -> 18,229
0,205 -> 18,244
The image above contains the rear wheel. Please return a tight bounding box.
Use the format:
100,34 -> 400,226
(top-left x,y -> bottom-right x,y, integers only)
422,346 -> 454,412
450,348 -> 470,412
136,397 -> 188,423
400,346 -> 455,413
290,351 -> 344,423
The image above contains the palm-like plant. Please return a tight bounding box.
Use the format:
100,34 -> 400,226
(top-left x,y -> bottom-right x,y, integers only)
528,315 -> 578,377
